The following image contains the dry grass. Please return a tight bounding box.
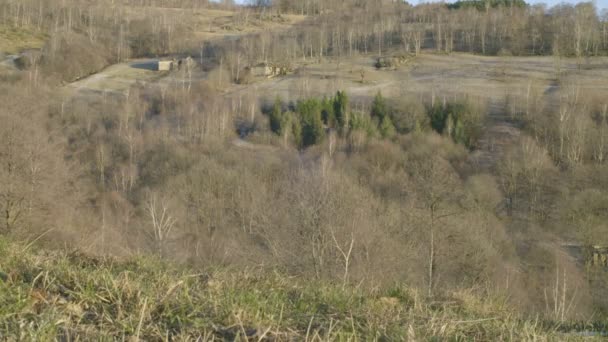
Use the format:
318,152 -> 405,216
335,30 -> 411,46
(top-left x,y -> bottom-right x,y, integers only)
228,52 -> 608,103
0,25 -> 46,54
64,60 -> 165,94
0,237 -> 598,341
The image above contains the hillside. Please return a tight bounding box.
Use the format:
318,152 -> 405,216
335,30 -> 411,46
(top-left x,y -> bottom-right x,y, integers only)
0,238 -> 595,341
1,0 -> 608,339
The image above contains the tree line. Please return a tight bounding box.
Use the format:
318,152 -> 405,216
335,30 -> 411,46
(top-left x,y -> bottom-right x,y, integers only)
242,0 -> 608,63
4,0 -> 608,84
266,91 -> 487,150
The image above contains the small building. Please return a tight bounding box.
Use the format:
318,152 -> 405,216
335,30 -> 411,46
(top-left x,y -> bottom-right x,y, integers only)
592,246 -> 608,267
250,63 -> 273,77
157,57 -> 195,72
375,54 -> 412,70
158,60 -> 175,71
561,243 -> 608,268
247,62 -> 293,79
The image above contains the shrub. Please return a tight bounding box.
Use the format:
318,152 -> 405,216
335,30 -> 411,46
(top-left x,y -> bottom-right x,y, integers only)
269,97 -> 284,134
371,92 -> 389,122
379,116 -> 396,139
333,90 -> 349,129
350,111 -> 377,137
389,97 -> 429,134
427,100 -> 485,148
321,97 -> 336,127
297,98 -> 325,147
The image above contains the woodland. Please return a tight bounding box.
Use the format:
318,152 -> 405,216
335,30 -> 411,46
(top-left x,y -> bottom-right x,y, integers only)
1,0 -> 608,339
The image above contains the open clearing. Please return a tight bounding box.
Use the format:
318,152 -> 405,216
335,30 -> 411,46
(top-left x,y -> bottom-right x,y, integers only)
228,53 -> 608,102
76,52 -> 608,101
225,53 -> 608,169
64,59 -> 164,95
64,50 -> 608,168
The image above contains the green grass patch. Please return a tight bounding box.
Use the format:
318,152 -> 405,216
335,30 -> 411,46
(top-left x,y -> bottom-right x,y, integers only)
0,25 -> 47,54
0,238 -> 596,340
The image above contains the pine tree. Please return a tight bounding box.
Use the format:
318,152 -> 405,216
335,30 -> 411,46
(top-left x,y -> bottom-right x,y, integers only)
269,96 -> 284,134
334,90 -> 349,130
321,97 -> 336,128
379,116 -> 396,139
371,92 -> 388,122
297,99 -> 325,147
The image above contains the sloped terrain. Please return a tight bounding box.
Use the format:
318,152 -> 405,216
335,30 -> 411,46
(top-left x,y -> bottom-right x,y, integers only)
0,238 -> 595,341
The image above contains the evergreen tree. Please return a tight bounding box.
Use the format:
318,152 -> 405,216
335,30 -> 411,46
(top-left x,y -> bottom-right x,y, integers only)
453,118 -> 466,146
333,91 -> 349,129
379,116 -> 396,139
371,92 -> 388,122
321,97 -> 336,128
291,115 -> 302,147
269,97 -> 284,134
350,111 -> 377,137
297,99 -> 325,147
427,102 -> 481,148
428,103 -> 451,134
280,111 -> 294,144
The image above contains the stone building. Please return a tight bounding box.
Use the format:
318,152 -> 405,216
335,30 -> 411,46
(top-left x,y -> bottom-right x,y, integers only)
158,59 -> 176,71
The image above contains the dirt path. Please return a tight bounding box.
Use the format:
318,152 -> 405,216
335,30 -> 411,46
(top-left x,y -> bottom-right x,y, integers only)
468,100 -> 522,172
64,59 -> 164,97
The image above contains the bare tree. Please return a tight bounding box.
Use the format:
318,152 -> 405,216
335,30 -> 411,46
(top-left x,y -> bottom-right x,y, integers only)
593,104 -> 608,164
330,227 -> 354,289
145,191 -> 177,257
410,155 -> 461,297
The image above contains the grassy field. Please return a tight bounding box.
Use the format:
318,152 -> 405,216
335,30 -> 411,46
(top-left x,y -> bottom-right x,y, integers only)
0,25 -> 46,55
227,52 -> 608,102
0,237 -> 598,341
64,59 -> 166,95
